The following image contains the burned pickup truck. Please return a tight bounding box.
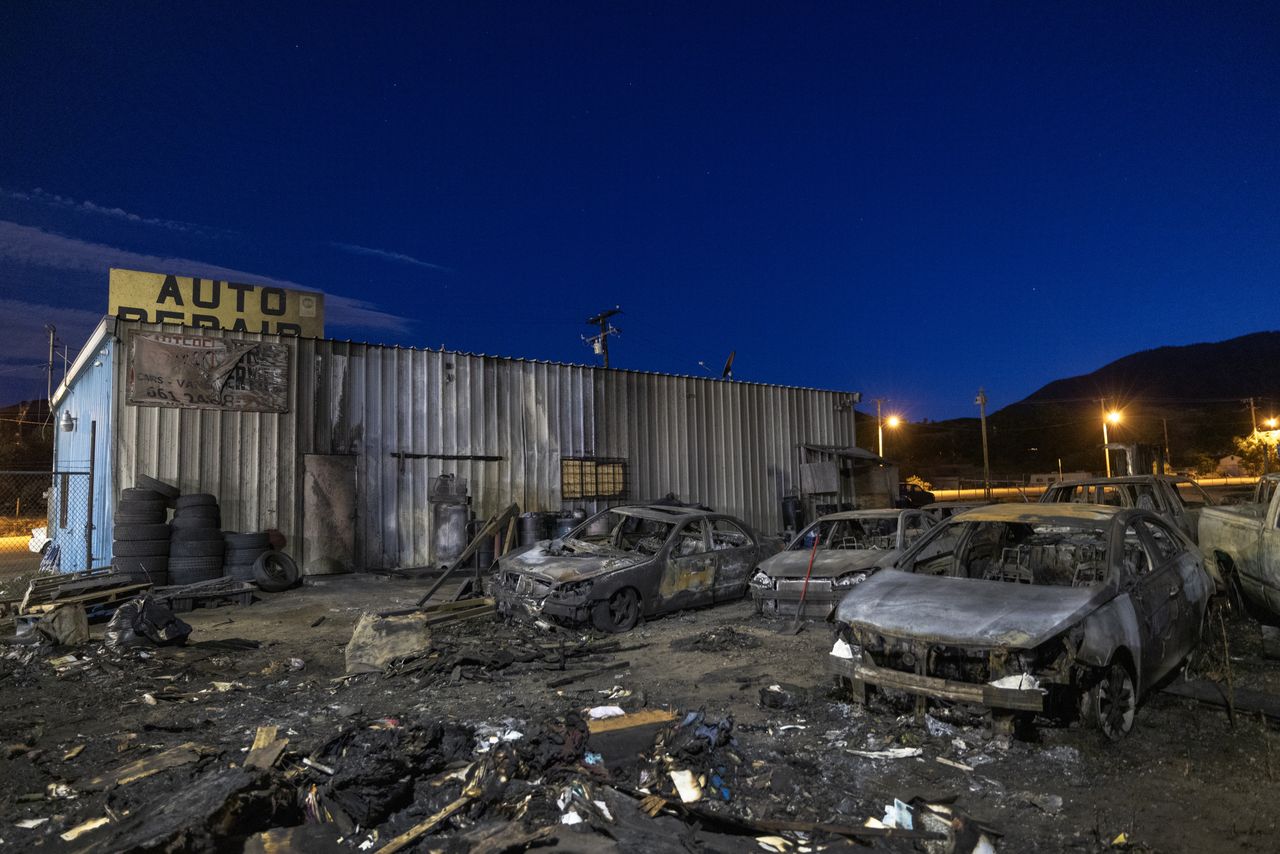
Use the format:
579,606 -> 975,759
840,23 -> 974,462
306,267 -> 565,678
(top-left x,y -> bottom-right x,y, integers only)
1199,473 -> 1280,619
492,505 -> 780,632
749,509 -> 933,617
827,504 -> 1213,738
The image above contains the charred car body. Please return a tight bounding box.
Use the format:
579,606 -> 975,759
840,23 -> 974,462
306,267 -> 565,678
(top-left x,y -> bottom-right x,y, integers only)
750,509 -> 934,617
1039,475 -> 1214,544
827,504 -> 1213,738
492,505 -> 780,632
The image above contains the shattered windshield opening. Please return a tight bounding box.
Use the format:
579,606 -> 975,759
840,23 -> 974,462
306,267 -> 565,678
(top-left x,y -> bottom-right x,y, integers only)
790,517 -> 898,552
912,520 -> 1110,588
568,511 -> 675,555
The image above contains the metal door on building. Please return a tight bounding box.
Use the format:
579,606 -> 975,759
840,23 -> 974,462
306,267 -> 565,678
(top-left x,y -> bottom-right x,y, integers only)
302,455 -> 357,575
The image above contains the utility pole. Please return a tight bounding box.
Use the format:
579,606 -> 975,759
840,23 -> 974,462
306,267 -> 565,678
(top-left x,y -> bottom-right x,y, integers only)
975,388 -> 991,499
1161,417 -> 1171,473
1100,399 -> 1112,478
875,398 -> 885,458
1248,397 -> 1258,433
45,325 -> 55,409
584,307 -> 621,368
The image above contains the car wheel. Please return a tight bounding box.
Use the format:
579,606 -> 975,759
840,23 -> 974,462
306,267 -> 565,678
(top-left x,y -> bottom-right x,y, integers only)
1081,661 -> 1137,740
592,588 -> 641,633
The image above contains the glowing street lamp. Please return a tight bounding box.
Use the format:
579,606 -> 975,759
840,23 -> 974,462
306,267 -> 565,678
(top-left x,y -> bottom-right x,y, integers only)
1266,417 -> 1279,430
1102,408 -> 1122,477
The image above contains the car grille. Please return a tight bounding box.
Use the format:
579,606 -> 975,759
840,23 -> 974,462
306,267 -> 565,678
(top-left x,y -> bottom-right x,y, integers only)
505,572 -> 551,597
776,579 -> 832,593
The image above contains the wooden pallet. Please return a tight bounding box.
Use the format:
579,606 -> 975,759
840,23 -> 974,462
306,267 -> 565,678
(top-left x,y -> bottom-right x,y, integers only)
21,581 -> 152,615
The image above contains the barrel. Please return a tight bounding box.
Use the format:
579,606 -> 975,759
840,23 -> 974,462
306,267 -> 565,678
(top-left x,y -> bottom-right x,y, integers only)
553,513 -> 579,539
469,519 -> 496,571
518,511 -> 555,546
781,494 -> 804,532
432,503 -> 470,566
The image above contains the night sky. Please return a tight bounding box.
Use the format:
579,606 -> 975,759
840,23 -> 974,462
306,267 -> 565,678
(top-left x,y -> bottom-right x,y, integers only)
1,2 -> 1276,419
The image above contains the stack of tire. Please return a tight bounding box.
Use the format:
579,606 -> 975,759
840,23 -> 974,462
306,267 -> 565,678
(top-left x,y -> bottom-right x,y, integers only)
112,487 -> 171,585
223,532 -> 270,582
168,494 -> 225,586
223,532 -> 301,592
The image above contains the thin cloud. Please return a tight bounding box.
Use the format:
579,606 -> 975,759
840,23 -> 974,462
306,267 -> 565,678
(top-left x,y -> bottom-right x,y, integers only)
331,241 -> 452,272
0,221 -> 411,334
1,187 -> 234,237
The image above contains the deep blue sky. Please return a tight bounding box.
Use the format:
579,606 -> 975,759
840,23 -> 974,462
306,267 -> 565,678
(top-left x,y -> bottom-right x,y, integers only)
1,2 -> 1276,419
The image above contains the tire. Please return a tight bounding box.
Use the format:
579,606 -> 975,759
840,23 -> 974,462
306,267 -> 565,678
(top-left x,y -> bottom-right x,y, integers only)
591,587 -> 641,633
115,512 -> 166,526
174,506 -> 220,520
114,523 -> 172,541
137,474 -> 180,501
170,527 -> 224,542
226,563 -> 257,582
1080,660 -> 1138,740
112,539 -> 170,557
112,556 -> 169,585
170,540 -> 226,558
121,487 -> 165,502
226,547 -> 267,564
253,551 -> 300,593
169,555 -> 225,586
175,494 -> 218,509
171,515 -> 221,530
117,498 -> 168,516
224,532 -> 270,549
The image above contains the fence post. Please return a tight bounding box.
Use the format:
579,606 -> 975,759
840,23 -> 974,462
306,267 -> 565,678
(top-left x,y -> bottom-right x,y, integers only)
85,420 -> 96,571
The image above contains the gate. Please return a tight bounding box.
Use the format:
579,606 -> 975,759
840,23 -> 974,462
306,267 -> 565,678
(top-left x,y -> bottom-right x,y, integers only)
0,470 -> 93,580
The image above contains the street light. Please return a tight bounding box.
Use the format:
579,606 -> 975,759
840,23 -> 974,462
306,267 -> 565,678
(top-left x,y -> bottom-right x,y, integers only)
880,414 -> 903,458
1102,408 -> 1122,477
1266,417 -> 1278,430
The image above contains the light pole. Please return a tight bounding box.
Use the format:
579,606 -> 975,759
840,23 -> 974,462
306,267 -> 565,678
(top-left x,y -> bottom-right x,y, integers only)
1101,407 -> 1121,477
875,398 -> 885,457
1264,417 -> 1278,474
975,388 -> 991,499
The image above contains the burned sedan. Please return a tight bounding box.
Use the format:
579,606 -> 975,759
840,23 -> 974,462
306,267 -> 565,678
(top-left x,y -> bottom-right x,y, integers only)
827,504 -> 1213,739
750,509 -> 933,617
493,505 -> 781,633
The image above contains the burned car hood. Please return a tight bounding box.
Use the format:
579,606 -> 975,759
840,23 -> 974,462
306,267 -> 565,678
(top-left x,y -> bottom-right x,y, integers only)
758,549 -> 891,579
832,568 -> 1108,649
498,539 -> 646,584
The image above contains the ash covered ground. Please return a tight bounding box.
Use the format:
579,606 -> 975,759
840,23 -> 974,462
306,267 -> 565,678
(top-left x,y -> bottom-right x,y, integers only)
2,576 -> 1278,852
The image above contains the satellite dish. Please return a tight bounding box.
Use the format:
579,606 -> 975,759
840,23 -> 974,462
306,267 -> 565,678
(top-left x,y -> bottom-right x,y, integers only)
722,351 -> 736,379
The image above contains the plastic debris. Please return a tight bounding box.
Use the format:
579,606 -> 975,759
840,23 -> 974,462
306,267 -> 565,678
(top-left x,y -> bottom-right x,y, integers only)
830,638 -> 855,659
848,747 -> 923,759
669,769 -> 703,803
987,673 -> 1046,692
881,798 -> 914,829
587,705 -> 626,719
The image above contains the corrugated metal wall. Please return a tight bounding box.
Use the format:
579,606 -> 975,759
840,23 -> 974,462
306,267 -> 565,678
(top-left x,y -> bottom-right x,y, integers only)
110,321 -> 856,571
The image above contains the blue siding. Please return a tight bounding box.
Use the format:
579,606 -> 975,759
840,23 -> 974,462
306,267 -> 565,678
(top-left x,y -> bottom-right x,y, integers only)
50,333 -> 115,572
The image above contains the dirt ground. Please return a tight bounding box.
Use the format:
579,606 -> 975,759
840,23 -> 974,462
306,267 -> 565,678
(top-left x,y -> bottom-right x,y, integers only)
2,574 -> 1279,852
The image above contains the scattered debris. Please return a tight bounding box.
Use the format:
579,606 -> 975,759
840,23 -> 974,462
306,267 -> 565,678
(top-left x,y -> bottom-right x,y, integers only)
344,612 -> 433,674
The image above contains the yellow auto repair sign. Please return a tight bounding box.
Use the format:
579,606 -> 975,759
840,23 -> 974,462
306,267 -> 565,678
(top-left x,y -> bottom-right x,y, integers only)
109,268 -> 324,336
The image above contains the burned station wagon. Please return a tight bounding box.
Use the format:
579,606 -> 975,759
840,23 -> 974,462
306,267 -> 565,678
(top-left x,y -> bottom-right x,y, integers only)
750,509 -> 934,617
827,503 -> 1213,738
492,505 -> 780,632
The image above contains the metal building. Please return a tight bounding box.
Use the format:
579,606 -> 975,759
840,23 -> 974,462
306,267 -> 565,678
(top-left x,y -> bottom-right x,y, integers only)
50,317 -> 892,574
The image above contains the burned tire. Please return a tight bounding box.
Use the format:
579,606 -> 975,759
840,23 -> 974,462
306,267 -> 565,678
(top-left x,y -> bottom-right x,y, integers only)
115,512 -> 166,526
175,494 -> 218,509
170,527 -> 224,542
112,539 -> 170,557
137,474 -> 180,501
1080,660 -> 1137,740
252,551 -> 299,593
591,588 -> 641,633
226,547 -> 268,565
171,514 -> 221,529
114,523 -> 172,541
117,498 -> 168,517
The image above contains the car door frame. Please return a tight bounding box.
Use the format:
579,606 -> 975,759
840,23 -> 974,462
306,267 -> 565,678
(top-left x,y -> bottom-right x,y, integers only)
1124,516 -> 1185,689
657,518 -> 716,612
707,516 -> 761,602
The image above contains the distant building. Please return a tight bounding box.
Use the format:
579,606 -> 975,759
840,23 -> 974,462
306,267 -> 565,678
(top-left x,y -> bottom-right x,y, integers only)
1028,471 -> 1091,486
1217,455 -> 1245,477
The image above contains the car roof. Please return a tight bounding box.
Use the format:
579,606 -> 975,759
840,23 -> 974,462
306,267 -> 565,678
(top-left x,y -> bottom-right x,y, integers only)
611,504 -> 716,521
950,502 -> 1123,524
814,509 -> 906,521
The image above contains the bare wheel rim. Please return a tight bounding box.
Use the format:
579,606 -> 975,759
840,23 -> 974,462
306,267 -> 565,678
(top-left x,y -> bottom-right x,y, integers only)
609,589 -> 639,629
1097,664 -> 1136,738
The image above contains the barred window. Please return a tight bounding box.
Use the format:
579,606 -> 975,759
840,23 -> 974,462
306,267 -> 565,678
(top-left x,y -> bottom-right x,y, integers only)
562,457 -> 628,499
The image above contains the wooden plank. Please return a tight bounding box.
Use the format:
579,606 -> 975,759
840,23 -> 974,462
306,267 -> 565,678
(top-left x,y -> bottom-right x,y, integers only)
416,504 -> 518,607
23,583 -> 152,614
245,725 -> 288,771
587,708 -> 678,735
83,742 -> 205,790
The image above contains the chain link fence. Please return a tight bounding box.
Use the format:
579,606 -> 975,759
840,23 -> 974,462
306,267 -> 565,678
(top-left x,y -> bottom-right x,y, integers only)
0,470 -> 92,584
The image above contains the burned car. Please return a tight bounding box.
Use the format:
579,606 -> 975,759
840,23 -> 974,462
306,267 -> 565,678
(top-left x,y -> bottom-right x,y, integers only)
750,509 -> 934,617
492,505 -> 780,632
827,504 -> 1213,739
